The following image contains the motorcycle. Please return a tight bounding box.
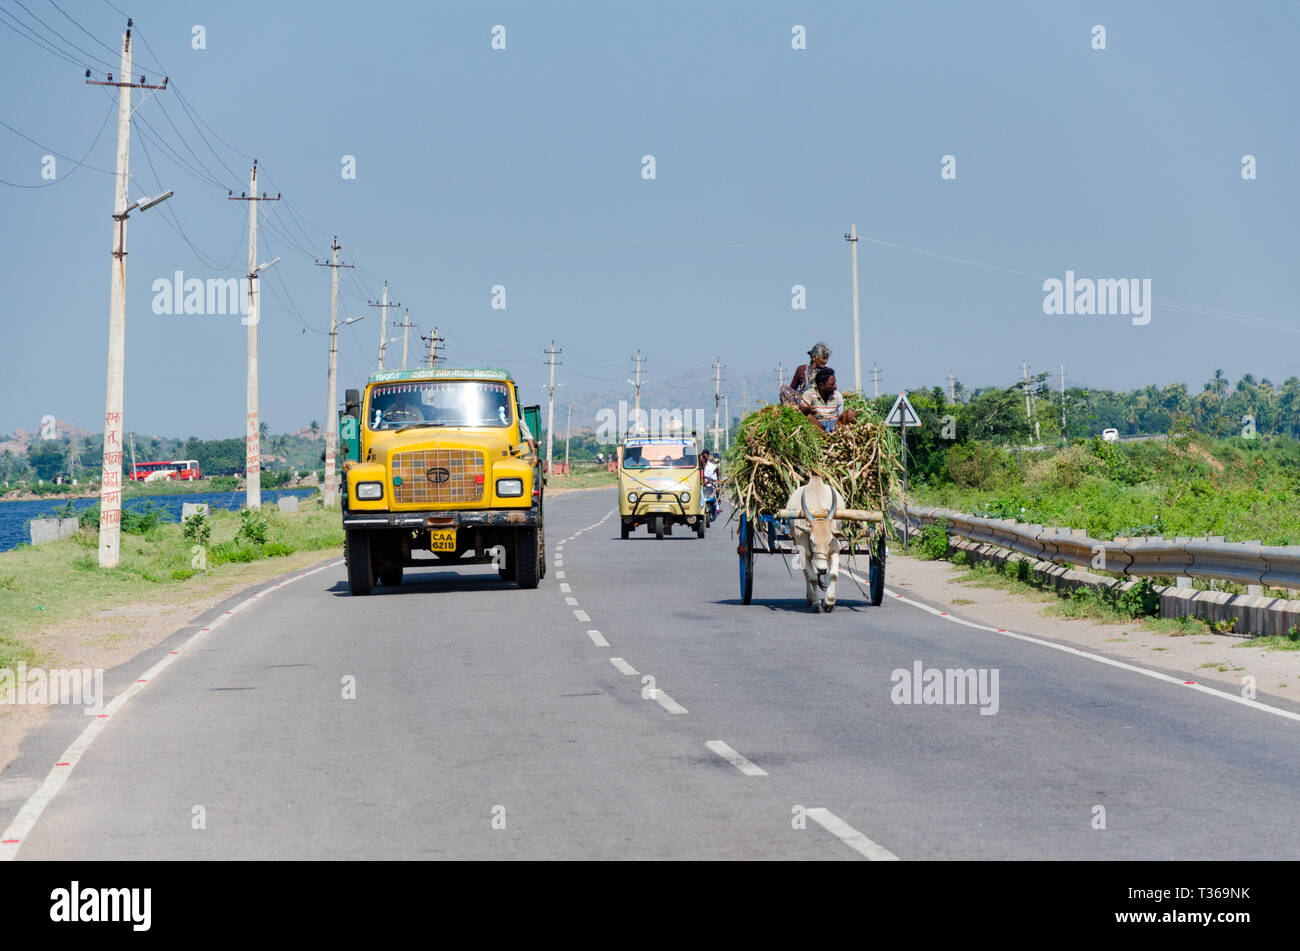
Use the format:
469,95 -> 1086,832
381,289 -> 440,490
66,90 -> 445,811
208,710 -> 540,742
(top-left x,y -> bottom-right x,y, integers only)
703,478 -> 720,524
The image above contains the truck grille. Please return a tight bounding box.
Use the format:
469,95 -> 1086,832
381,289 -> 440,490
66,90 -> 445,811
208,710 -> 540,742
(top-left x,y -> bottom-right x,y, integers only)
391,449 -> 485,504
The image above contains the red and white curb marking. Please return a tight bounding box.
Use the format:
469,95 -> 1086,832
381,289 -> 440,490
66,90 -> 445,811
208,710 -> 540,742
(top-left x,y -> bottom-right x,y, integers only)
848,574 -> 1300,726
0,559 -> 342,860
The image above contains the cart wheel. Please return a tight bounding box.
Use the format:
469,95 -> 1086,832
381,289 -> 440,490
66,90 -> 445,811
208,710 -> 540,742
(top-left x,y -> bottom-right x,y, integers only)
869,533 -> 886,606
738,514 -> 754,605
654,516 -> 664,540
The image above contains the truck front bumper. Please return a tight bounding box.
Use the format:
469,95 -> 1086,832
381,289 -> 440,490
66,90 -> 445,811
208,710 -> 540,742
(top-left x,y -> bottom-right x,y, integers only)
343,506 -> 539,530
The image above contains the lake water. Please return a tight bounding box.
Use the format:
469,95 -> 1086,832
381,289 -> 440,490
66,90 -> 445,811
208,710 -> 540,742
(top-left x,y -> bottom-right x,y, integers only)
0,488 -> 320,553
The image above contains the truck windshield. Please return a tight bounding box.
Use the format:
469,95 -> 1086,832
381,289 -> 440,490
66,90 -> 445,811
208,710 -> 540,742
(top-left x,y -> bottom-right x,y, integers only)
622,444 -> 698,469
367,381 -> 514,431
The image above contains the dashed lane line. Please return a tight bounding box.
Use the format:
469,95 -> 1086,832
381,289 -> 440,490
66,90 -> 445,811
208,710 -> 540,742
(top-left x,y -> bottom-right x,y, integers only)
705,740 -> 767,776
610,657 -> 638,676
586,630 -> 609,647
806,807 -> 901,861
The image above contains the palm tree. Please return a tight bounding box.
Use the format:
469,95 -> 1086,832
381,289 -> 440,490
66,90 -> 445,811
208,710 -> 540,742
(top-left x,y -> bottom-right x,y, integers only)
258,421 -> 270,442
309,420 -> 320,438
1209,369 -> 1228,399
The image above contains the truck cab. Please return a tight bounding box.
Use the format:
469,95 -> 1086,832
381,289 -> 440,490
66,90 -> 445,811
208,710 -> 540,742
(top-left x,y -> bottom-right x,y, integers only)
339,367 -> 545,594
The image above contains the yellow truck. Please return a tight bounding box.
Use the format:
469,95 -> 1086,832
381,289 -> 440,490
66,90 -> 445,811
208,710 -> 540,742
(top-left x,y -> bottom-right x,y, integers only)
618,434 -> 705,539
338,367 -> 545,594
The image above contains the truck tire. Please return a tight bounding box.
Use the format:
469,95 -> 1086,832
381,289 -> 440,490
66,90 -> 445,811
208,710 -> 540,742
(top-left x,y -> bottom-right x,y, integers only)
515,526 -> 542,589
379,565 -> 403,587
345,529 -> 374,596
497,544 -> 517,581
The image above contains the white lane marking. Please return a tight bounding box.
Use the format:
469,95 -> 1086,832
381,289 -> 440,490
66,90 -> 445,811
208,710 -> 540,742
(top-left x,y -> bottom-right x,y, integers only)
806,807 -> 900,861
574,609 -> 591,622
560,583 -> 571,593
0,559 -> 342,861
586,630 -> 609,647
556,560 -> 564,568
653,689 -> 688,715
610,657 -> 638,676
565,596 -> 578,606
849,572 -> 1300,726
705,740 -> 767,776
556,571 -> 566,579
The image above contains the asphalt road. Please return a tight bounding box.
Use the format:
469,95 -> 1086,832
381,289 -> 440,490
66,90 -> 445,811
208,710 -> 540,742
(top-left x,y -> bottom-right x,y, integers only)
5,488 -> 1300,860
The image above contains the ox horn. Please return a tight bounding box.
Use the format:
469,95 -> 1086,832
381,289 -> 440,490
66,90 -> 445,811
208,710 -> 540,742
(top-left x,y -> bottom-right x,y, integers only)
828,488 -> 839,521
800,489 -> 812,521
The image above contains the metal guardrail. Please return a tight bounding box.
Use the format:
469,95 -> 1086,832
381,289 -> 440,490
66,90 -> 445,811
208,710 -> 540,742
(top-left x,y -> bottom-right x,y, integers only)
898,505 -> 1300,590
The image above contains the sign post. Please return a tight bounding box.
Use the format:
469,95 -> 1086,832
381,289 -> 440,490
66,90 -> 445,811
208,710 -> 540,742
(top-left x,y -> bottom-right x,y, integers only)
885,392 -> 922,545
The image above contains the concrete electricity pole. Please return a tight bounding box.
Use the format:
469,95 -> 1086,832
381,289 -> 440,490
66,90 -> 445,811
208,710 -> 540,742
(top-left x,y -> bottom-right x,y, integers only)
712,357 -> 724,452
564,403 -> 572,472
724,392 -> 730,450
421,327 -> 445,367
315,237 -> 353,506
1059,364 -> 1067,444
369,282 -> 398,370
628,350 -> 646,432
89,22 -> 170,568
777,362 -> 784,390
870,363 -> 881,399
228,160 -> 280,510
948,370 -> 956,406
395,308 -> 418,370
845,224 -> 861,394
542,341 -> 562,474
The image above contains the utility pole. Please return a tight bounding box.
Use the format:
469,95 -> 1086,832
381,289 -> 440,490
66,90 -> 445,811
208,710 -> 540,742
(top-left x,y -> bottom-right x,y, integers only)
89,21 -> 169,568
421,326 -> 445,367
369,282 -> 398,370
128,431 -> 136,481
394,308 -> 418,370
948,370 -> 956,406
315,236 -> 353,506
870,363 -> 881,399
542,342 -> 562,474
228,160 -> 280,510
724,392 -> 730,450
628,350 -> 646,433
741,379 -> 750,418
845,224 -> 861,394
712,357 -> 724,452
564,404 -> 572,472
777,362 -> 784,390
1060,364 -> 1067,445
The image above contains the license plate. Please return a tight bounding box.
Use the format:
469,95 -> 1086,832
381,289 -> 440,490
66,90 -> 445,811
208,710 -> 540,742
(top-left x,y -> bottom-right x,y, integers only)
430,529 -> 456,552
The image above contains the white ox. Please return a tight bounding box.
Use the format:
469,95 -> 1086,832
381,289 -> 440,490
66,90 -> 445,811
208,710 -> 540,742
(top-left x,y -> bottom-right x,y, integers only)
784,475 -> 845,612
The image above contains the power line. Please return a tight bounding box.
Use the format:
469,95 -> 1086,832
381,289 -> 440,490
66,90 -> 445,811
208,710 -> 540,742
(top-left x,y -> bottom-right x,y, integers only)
8,0 -> 118,71
0,96 -> 117,188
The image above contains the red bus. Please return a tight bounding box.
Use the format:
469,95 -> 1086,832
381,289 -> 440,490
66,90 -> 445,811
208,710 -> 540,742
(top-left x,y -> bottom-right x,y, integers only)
129,460 -> 202,482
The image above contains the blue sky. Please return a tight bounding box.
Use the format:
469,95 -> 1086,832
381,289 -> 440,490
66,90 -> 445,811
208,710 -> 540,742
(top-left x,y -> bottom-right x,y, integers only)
2,0 -> 1297,438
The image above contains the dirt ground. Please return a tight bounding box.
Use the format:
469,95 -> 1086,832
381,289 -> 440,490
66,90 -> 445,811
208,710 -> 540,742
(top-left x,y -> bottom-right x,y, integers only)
885,550 -> 1299,703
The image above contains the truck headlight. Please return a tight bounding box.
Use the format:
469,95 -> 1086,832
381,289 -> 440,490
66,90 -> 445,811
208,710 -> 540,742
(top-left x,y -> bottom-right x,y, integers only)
496,478 -> 524,497
355,481 -> 383,500
680,491 -> 690,503
627,492 -> 638,503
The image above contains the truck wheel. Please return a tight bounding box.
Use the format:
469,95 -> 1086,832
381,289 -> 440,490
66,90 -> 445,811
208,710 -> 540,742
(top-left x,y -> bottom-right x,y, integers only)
379,565 -> 403,587
345,530 -> 374,596
654,516 -> 664,540
515,526 -> 542,589
497,544 -> 517,581
621,519 -> 630,540
696,518 -> 706,538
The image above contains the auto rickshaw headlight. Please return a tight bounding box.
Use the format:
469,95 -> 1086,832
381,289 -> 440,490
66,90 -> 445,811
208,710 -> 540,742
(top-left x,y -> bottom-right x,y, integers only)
627,492 -> 638,503
679,491 -> 690,503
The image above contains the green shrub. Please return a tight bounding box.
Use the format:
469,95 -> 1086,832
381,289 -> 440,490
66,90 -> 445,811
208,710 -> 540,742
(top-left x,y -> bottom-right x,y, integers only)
913,519 -> 949,560
237,508 -> 269,546
1119,578 -> 1161,618
182,510 -> 211,546
263,541 -> 294,557
121,502 -> 166,535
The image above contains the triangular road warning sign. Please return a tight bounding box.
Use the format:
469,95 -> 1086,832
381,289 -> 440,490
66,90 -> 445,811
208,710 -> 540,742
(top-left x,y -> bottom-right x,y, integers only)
885,392 -> 922,428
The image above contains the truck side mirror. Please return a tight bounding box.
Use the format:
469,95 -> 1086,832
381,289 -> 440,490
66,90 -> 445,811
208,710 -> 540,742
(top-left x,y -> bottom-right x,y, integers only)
344,388 -> 361,419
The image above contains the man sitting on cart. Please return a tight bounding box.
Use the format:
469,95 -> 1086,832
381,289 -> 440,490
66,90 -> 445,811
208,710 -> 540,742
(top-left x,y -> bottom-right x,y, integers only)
798,368 -> 858,433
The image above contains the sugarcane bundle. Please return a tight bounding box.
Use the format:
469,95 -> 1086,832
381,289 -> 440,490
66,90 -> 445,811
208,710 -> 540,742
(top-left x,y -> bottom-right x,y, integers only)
722,395 -> 902,526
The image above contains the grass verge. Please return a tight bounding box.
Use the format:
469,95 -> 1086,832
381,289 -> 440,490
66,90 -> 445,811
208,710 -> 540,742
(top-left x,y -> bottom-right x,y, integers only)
0,503 -> 342,672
